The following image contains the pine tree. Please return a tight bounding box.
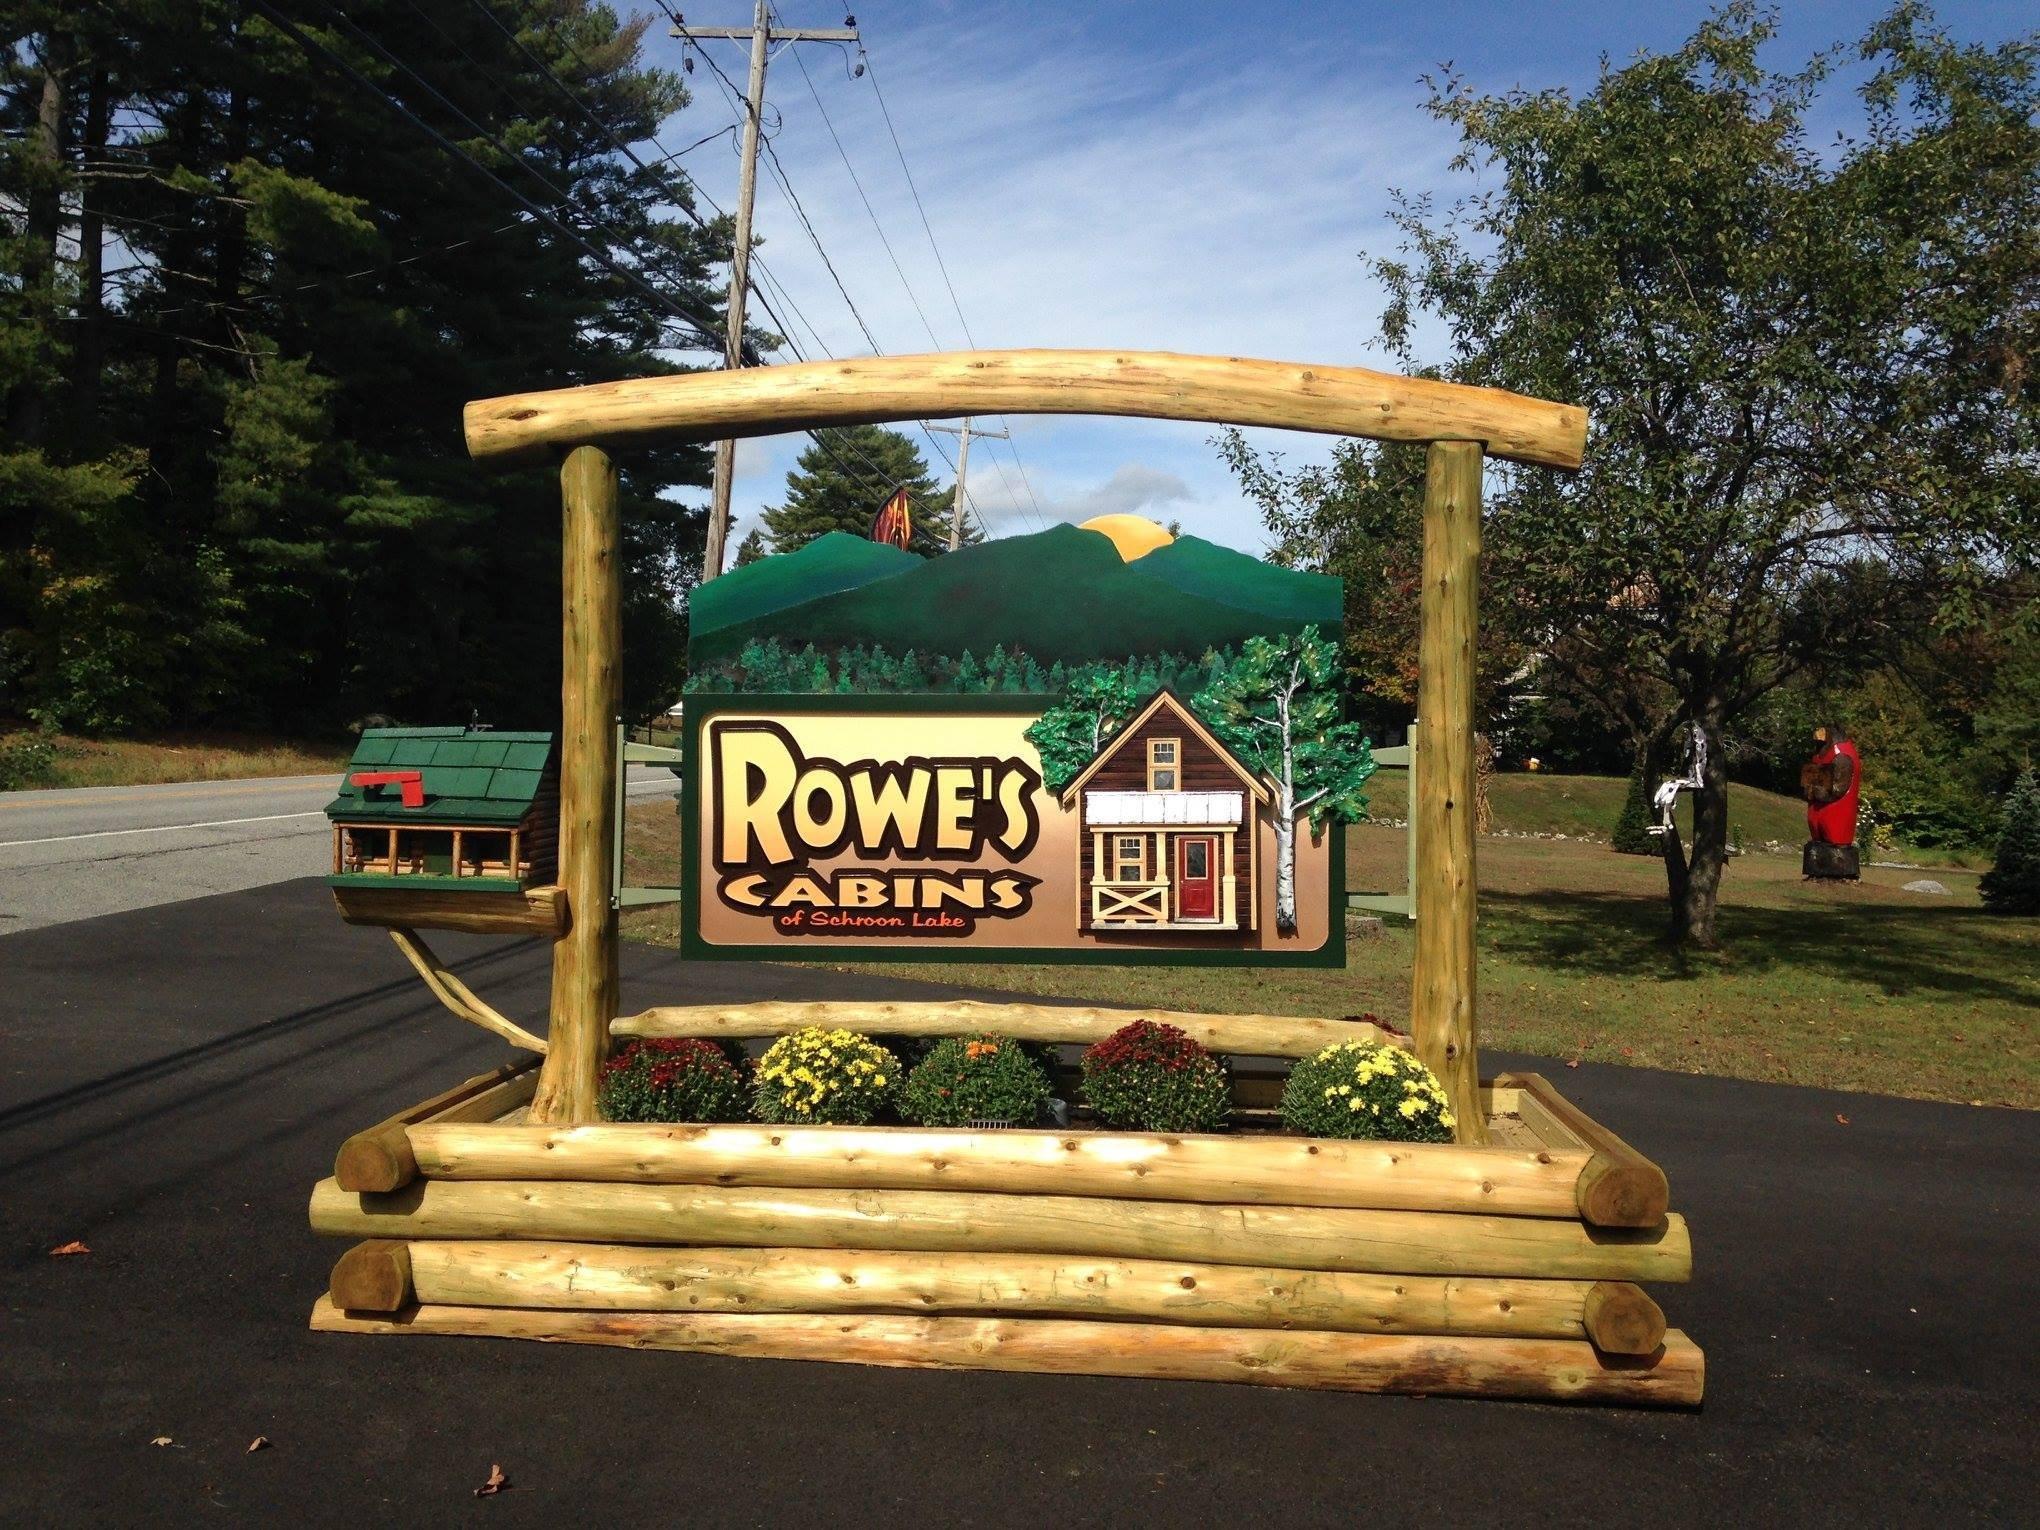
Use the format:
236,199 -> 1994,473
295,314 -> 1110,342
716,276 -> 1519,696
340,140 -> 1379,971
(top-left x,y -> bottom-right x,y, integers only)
760,426 -> 946,553
1979,768 -> 2040,916
1612,757 -> 1656,854
733,529 -> 768,567
2,3 -> 729,733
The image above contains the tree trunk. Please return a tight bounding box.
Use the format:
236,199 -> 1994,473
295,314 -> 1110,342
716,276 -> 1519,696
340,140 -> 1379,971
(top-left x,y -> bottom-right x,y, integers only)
70,66 -> 111,439
1659,712 -> 1730,950
1272,808 -> 1297,932
7,30 -> 71,446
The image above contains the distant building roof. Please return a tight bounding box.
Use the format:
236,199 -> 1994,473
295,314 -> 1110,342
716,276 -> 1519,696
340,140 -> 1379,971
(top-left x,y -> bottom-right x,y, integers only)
326,727 -> 555,827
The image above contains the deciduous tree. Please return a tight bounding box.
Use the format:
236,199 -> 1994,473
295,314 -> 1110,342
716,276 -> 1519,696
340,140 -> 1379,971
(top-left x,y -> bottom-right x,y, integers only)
1367,2 -> 2037,947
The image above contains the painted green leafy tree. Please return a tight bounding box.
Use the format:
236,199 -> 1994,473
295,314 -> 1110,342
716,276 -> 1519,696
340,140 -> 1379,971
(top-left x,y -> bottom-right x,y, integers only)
1025,664 -> 1143,793
1196,627 -> 1374,932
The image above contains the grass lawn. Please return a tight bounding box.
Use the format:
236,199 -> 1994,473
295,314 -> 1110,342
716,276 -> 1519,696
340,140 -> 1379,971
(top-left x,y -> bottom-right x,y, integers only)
620,790 -> 2036,1110
0,729 -> 351,790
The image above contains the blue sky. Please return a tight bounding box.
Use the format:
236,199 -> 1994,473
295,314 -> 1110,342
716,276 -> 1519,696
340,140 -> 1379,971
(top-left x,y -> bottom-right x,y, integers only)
641,1 -> 2030,556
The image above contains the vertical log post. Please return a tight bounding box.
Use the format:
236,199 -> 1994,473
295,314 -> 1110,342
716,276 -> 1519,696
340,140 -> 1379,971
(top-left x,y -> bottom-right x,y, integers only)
1413,440 -> 1486,1144
531,445 -> 621,1124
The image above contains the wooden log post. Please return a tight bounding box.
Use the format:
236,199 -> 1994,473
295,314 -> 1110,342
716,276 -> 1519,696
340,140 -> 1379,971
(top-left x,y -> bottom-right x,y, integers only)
405,1120 -> 1589,1218
308,1178 -> 1694,1283
331,1058 -> 542,1194
531,444 -> 621,1125
614,999 -> 1403,1060
1581,1280 -> 1668,1356
1413,440 -> 1487,1144
402,1240 -> 1608,1340
329,1240 -> 415,1313
312,1301 -> 1705,1407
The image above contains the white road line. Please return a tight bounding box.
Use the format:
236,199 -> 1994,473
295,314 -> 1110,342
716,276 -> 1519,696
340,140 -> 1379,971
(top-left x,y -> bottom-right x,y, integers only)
0,811 -> 326,849
0,778 -> 678,850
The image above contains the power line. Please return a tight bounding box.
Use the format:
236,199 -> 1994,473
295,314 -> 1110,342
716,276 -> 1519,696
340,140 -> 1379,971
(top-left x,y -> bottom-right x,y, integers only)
782,30 -> 944,352
860,47 -> 1048,532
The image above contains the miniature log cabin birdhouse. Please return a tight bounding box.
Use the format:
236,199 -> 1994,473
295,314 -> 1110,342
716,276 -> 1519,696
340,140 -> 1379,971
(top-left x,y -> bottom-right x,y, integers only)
326,728 -> 559,928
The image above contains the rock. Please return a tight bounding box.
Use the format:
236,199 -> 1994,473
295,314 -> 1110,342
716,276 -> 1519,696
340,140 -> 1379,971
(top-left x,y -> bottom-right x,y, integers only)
1902,879 -> 1950,896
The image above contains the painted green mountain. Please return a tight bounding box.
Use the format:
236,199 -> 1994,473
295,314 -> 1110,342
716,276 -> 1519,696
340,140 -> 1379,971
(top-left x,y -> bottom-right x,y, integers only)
690,523 -> 1341,669
1133,534 -> 1342,626
690,531 -> 919,638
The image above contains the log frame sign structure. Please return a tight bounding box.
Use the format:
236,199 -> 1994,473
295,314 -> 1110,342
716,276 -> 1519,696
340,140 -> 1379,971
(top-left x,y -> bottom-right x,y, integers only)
483,350 -> 1579,1133
303,348 -> 1710,1407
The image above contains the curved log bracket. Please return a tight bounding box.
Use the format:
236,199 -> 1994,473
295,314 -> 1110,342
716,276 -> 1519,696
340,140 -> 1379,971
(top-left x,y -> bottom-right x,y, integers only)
389,928 -> 548,1055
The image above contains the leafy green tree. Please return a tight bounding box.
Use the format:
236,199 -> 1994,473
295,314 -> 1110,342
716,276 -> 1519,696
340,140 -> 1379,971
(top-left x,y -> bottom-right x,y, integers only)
732,528 -> 768,567
1979,769 -> 2040,915
1195,627 -> 1375,931
1367,4 -> 2039,947
760,426 -> 959,555
1025,662 -> 1143,792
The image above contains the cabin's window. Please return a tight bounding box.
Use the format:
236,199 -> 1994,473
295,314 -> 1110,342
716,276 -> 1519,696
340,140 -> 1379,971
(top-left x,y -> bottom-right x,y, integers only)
1147,739 -> 1179,791
1114,835 -> 1145,880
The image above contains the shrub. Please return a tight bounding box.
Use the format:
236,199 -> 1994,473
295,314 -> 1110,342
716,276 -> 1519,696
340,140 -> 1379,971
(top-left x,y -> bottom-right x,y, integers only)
599,1037 -> 748,1124
899,1034 -> 1053,1127
1079,1020 -> 1229,1133
752,1027 -> 899,1125
0,732 -> 59,791
1611,759 -> 1655,854
1979,768 -> 2040,916
1280,1042 -> 1455,1142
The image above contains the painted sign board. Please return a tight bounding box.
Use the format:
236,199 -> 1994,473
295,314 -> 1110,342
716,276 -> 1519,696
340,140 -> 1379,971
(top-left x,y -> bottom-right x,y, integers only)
676,516 -> 1369,966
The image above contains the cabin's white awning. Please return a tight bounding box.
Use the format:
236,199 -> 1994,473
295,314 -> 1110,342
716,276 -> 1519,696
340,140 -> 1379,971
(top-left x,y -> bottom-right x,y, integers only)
1084,790 -> 1244,827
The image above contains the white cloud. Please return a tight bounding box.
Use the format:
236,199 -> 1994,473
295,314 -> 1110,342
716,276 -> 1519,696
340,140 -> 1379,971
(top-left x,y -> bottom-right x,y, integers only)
970,461 -> 1188,530
665,9 -> 1465,555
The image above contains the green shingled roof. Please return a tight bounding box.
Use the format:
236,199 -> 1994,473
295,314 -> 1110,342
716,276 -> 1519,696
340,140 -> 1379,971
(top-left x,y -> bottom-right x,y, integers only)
325,728 -> 555,827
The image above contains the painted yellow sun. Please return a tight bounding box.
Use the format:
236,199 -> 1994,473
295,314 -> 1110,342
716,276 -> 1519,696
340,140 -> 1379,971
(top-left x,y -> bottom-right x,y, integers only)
1078,513 -> 1175,562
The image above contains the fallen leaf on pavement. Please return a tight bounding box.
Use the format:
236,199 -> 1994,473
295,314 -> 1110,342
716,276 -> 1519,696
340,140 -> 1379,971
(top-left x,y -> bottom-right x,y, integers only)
1835,1113 -> 1850,1125
1564,1058 -> 1581,1069
247,1437 -> 270,1454
475,1464 -> 507,1498
49,1241 -> 90,1257
151,1437 -> 174,1448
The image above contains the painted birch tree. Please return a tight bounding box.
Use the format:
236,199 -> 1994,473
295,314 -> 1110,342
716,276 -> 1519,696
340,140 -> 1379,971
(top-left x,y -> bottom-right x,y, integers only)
1196,628 -> 1374,931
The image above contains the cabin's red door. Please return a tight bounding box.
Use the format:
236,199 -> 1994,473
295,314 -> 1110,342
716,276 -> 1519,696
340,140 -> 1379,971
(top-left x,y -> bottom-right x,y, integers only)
1176,836 -> 1217,921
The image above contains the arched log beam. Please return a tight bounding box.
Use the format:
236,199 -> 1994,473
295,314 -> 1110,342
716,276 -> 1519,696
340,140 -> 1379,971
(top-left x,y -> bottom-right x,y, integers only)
464,350 -> 1587,471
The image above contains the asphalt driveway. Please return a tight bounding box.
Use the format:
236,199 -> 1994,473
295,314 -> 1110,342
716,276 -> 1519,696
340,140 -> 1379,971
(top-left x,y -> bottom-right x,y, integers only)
2,879 -> 2033,1525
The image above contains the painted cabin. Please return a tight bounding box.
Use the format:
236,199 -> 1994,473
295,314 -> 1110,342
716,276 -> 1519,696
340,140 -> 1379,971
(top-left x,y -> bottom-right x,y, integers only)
1060,690 -> 1268,935
326,727 -> 558,892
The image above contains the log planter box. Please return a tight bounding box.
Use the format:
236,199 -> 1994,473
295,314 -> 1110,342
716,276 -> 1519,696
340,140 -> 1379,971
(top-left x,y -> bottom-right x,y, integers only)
308,1004 -> 1703,1407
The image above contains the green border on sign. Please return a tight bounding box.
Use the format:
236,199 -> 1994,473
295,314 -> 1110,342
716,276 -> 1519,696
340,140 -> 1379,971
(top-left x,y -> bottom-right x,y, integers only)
677,692 -> 1346,969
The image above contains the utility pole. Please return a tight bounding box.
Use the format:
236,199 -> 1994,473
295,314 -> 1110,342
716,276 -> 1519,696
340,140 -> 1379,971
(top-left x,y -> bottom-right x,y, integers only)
923,417 -> 1006,549
674,4 -> 858,580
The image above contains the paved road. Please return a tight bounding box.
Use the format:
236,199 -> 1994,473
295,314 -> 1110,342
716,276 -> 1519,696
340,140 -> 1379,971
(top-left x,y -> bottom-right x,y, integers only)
0,769 -> 682,935
1,879 -> 2032,1525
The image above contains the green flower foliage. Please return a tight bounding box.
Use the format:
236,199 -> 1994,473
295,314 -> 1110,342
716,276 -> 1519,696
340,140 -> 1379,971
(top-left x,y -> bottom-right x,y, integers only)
1980,769 -> 2040,917
752,1027 -> 899,1126
899,1034 -> 1053,1127
1280,1042 -> 1455,1143
1079,1021 -> 1230,1134
598,1038 -> 748,1124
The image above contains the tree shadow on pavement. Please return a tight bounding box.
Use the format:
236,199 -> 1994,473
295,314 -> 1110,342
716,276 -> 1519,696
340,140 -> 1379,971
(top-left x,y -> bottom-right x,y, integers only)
1480,888 -> 2037,1008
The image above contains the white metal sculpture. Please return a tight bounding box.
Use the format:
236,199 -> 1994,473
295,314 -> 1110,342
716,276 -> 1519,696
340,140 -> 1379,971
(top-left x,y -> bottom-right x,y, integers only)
1648,725 -> 1708,837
